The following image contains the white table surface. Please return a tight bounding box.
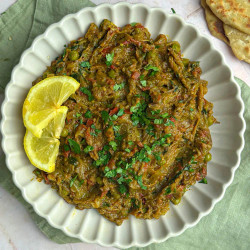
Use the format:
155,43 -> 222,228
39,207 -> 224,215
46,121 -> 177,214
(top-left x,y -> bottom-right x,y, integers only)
0,0 -> 249,250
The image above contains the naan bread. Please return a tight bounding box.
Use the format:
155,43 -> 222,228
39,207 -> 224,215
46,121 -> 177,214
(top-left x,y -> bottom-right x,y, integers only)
206,0 -> 250,35
201,0 -> 229,44
224,23 -> 250,63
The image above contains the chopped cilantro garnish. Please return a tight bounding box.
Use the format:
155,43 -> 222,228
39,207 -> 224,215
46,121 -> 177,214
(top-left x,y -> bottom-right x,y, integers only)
131,116 -> 139,126
68,139 -> 80,154
104,167 -> 116,178
140,75 -> 145,80
117,176 -> 125,184
119,184 -> 127,194
117,109 -> 124,116
184,165 -> 191,171
116,167 -> 124,174
171,8 -> 176,14
144,64 -> 159,76
190,108 -> 194,112
202,109 -> 207,114
64,144 -> 70,152
162,133 -> 172,139
165,187 -> 171,194
104,145 -> 110,151
144,64 -> 159,71
90,131 -> 97,137
83,145 -> 94,154
106,52 -> 114,66
80,61 -> 91,69
113,82 -> 125,91
130,102 -> 149,126
113,125 -> 120,132
62,48 -> 66,58
125,148 -> 131,153
115,133 -> 123,142
146,124 -> 155,136
135,175 -> 147,190
161,113 -> 169,118
190,156 -> 197,164
143,157 -> 150,162
104,166 -> 131,194
70,174 -> 78,187
35,170 -> 40,175
135,148 -> 151,163
199,178 -> 208,184
128,141 -> 134,146
136,148 -> 146,161
94,146 -> 111,166
151,110 -> 161,115
80,87 -> 94,101
153,152 -> 161,161
76,113 -> 81,118
164,119 -> 175,127
152,134 -> 171,149
101,110 -> 109,123
144,144 -> 152,155
111,114 -> 118,121
131,22 -> 137,27
140,80 -> 147,87
95,129 -> 101,134
109,141 -> 117,151
130,106 -> 138,113
154,119 -> 163,124
84,110 -> 92,118
131,198 -> 139,209
90,124 -> 101,135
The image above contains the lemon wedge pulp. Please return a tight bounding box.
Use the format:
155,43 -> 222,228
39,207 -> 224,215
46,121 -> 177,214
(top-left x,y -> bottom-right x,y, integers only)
23,76 -> 79,138
23,76 -> 80,172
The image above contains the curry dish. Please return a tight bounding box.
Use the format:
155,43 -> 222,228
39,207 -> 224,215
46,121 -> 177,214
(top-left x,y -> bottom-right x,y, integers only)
34,19 -> 216,225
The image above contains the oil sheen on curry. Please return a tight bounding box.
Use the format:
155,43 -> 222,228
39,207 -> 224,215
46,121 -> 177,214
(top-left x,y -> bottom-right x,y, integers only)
34,19 -> 216,225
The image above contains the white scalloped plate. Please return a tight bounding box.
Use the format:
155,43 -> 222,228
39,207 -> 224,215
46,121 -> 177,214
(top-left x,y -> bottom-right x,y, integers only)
0,2 -> 246,248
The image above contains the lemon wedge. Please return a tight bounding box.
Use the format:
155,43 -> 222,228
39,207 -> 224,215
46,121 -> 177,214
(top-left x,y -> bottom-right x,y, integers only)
24,107 -> 68,173
23,76 -> 79,138
23,76 -> 80,172
24,130 -> 59,173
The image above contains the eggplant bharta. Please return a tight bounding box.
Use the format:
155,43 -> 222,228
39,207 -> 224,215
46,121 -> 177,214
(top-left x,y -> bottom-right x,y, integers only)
34,19 -> 216,225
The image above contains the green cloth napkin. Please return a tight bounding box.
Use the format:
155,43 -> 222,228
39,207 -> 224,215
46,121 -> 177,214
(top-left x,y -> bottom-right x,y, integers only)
0,0 -> 249,249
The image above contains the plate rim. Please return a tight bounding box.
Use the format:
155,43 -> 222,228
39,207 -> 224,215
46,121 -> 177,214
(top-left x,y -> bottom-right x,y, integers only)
0,2 -> 246,248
